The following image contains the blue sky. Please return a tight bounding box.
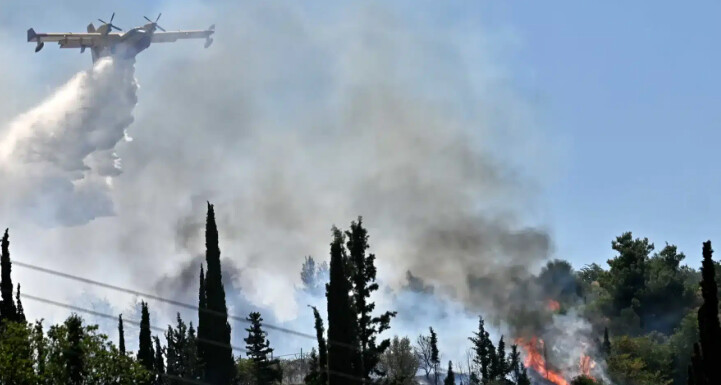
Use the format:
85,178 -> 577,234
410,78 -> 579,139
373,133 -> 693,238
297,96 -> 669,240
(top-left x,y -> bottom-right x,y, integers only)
476,1 -> 721,268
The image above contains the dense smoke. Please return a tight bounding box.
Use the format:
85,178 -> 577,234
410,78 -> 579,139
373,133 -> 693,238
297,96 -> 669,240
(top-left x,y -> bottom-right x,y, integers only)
0,0 -> 581,378
0,57 -> 137,226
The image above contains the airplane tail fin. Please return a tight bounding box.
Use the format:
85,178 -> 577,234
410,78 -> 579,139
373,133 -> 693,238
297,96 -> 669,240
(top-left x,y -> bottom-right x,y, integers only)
87,23 -> 96,33
209,24 -> 215,32
27,28 -> 37,42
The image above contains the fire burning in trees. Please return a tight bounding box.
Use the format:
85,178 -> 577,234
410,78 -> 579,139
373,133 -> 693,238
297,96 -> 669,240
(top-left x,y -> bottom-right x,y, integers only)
546,299 -> 561,312
515,337 -> 569,385
515,337 -> 598,385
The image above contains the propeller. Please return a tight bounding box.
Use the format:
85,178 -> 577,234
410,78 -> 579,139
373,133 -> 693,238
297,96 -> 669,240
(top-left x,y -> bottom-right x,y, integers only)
98,12 -> 122,31
143,13 -> 166,32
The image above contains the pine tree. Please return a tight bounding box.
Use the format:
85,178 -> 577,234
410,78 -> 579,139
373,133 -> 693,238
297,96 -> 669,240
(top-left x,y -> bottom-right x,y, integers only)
326,227 -> 358,385
154,336 -> 166,384
138,301 -> 155,375
245,312 -> 282,385
346,217 -> 396,382
119,314 -> 126,355
0,229 -> 17,323
430,327 -> 440,385
509,344 -> 521,384
444,361 -> 455,385
15,283 -> 24,323
469,316 -> 493,383
310,305 -> 328,385
66,314 -> 86,385
492,336 -> 508,380
186,323 -> 202,380
201,203 -> 235,384
688,241 -> 721,385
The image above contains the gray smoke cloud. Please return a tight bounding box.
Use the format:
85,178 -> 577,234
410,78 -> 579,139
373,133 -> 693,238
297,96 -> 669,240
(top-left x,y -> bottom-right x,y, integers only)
1,1 -> 596,380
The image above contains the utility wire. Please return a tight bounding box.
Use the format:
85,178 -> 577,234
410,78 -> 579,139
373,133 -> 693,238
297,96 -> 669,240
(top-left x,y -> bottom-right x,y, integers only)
22,292 -> 372,384
15,259 -> 359,351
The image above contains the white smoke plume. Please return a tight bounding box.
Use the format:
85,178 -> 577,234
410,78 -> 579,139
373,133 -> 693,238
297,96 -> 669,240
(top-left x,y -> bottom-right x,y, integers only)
0,57 -> 137,226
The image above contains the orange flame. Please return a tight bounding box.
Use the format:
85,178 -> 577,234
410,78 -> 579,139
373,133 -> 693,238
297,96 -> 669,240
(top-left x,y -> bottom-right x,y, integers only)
515,337 -> 569,385
579,354 -> 597,380
547,299 -> 561,312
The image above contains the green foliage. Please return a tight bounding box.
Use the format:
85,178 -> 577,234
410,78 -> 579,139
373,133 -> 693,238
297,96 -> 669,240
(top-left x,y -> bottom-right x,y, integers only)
326,227 -> 358,385
244,312 -> 282,385
606,334 -> 673,385
137,301 -> 155,377
200,202 -> 235,385
0,229 -> 19,324
0,321 -> 37,384
346,217 -> 397,381
379,336 -> 418,385
444,361 -> 455,385
45,315 -> 151,385
309,305 -> 328,385
165,314 -> 202,384
570,375 -> 597,385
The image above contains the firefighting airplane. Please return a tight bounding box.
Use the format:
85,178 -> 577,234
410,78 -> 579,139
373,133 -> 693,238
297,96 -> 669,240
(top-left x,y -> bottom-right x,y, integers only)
27,13 -> 215,63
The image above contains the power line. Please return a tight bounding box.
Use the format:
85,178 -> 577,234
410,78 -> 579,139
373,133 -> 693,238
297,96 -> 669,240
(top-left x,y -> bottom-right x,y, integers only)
21,292 -> 248,354
22,292 -> 371,384
15,259 -> 359,351
15,260 -> 316,339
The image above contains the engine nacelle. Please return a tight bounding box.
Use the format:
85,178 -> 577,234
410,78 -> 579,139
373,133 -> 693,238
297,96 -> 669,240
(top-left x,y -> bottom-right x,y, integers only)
35,41 -> 44,52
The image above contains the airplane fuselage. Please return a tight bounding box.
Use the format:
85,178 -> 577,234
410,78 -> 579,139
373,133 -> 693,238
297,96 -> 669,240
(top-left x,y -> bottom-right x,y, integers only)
91,25 -> 156,63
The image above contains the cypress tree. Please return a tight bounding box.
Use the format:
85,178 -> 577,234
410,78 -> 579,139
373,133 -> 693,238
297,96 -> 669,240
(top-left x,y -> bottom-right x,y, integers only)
138,301 -> 155,374
430,327 -> 440,385
0,229 -> 17,323
310,305 -> 328,385
326,227 -> 358,385
66,314 -> 85,385
444,361 -> 455,385
33,320 -> 46,379
201,203 -> 235,384
154,336 -> 166,384
689,241 -> 721,385
602,327 -> 611,356
198,264 -> 206,364
119,314 -> 126,355
15,283 -> 24,323
245,312 -> 282,385
346,217 -> 396,382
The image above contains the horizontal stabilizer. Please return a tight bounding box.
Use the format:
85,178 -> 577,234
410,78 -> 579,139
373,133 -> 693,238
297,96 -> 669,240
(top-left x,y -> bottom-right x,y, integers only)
27,28 -> 37,42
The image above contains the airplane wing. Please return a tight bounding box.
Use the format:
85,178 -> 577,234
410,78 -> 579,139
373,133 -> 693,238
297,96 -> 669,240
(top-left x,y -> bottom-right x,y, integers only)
151,25 -> 215,44
27,28 -> 120,48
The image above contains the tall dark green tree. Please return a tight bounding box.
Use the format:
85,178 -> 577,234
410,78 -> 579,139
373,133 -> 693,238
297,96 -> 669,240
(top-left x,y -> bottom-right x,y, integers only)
197,264 -> 207,371
15,283 -> 24,323
346,217 -> 396,382
119,314 -> 126,355
602,327 -> 611,356
429,327 -> 440,385
492,336 -> 509,380
0,229 -> 17,323
138,301 -> 155,375
154,336 -> 166,385
310,305 -> 328,385
469,316 -> 492,383
326,227 -> 358,385
200,203 -> 235,385
244,312 -> 282,385
65,314 -> 86,385
688,241 -> 721,385
444,361 -> 455,385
